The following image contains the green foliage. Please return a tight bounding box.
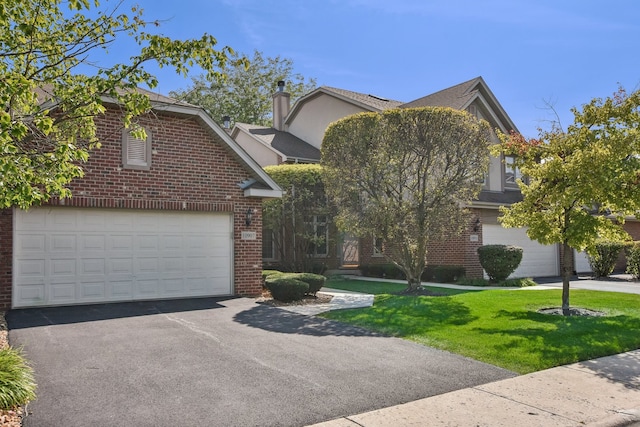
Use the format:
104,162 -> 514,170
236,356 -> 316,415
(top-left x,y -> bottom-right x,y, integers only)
625,242 -> 640,280
322,107 -> 491,290
0,347 -> 37,410
262,270 -> 284,280
322,288 -> 640,374
171,50 -> 316,127
455,277 -> 535,287
588,240 -> 626,278
477,245 -> 523,282
431,265 -> 466,283
279,273 -> 326,295
359,263 -> 465,283
265,277 -> 309,302
494,87 -> 640,309
263,164 -> 333,273
0,0 -> 236,208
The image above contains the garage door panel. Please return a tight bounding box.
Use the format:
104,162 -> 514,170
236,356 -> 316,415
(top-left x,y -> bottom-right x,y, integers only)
14,208 -> 233,308
482,224 -> 558,278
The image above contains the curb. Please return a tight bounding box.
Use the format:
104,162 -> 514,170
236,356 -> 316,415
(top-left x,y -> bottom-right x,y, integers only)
586,409 -> 640,427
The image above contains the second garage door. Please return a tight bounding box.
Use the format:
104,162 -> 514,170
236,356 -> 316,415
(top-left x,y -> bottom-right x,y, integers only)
13,208 -> 233,308
482,224 -> 559,278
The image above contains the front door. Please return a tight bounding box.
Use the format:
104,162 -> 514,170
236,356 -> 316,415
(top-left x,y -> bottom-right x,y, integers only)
341,234 -> 359,267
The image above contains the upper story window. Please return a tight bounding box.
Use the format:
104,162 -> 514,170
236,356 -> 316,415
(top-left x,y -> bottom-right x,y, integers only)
122,127 -> 152,170
504,155 -> 521,188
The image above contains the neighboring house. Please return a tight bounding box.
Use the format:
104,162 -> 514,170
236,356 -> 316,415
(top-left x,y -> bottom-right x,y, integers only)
0,89 -> 282,309
233,77 -> 634,278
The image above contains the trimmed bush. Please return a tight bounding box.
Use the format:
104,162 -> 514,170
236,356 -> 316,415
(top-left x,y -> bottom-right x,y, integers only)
589,240 -> 626,278
432,265 -> 466,283
285,273 -> 326,295
360,264 -> 406,280
262,270 -> 284,280
265,277 -> 309,302
626,242 -> 640,280
477,244 -> 523,282
0,347 -> 37,410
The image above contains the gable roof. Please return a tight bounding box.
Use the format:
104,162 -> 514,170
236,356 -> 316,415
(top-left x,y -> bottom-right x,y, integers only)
402,76 -> 519,133
233,123 -> 321,162
127,91 -> 283,198
320,86 -> 404,111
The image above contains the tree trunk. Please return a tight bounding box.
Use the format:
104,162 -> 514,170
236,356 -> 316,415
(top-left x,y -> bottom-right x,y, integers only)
561,241 -> 573,316
405,274 -> 422,292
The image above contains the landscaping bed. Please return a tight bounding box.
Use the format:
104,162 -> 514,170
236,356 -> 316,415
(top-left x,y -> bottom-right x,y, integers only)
0,313 -> 23,427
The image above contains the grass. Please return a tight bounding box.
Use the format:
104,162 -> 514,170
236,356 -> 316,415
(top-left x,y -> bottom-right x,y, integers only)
321,279 -> 640,374
0,347 -> 36,410
325,277 -> 472,296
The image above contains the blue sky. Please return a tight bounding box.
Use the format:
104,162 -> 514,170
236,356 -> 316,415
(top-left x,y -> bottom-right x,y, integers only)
99,0 -> 640,137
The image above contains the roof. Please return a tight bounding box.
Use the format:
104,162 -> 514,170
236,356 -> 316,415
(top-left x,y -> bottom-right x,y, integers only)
234,123 -> 321,162
402,76 -> 519,133
401,77 -> 481,110
320,86 -> 404,111
474,190 -> 523,206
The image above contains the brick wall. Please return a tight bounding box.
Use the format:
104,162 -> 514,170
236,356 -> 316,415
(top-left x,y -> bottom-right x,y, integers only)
0,107 -> 266,309
357,209 -> 485,278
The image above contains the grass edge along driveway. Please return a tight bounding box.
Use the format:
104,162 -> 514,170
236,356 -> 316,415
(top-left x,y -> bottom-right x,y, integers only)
321,279 -> 640,374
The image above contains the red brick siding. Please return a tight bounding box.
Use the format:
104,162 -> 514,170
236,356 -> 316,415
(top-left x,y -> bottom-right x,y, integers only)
357,209 -> 485,278
0,107 -> 266,309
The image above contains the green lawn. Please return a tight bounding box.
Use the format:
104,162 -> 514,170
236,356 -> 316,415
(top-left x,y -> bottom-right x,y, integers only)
321,279 -> 640,374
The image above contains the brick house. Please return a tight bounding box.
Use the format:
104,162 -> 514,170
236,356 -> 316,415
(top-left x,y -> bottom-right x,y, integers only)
232,77 -> 638,278
0,89 -> 282,309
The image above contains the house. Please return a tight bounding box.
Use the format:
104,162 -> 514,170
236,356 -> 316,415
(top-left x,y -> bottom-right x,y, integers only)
0,89 -> 282,309
234,77 -> 638,278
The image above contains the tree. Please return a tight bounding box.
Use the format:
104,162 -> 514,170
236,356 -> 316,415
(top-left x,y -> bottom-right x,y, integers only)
263,164 -> 333,273
495,87 -> 640,315
170,50 -> 316,127
0,0 -> 240,209
322,107 -> 491,292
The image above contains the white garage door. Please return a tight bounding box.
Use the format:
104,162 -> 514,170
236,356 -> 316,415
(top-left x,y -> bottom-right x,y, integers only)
574,250 -> 592,273
13,208 -> 233,308
482,224 -> 559,278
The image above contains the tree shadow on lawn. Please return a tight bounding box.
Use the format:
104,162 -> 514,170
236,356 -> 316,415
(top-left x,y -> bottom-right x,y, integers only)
233,304 -> 382,337
476,309 -> 640,384
322,295 -> 479,337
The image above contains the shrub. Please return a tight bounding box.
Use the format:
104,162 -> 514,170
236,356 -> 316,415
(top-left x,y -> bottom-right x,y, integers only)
262,270 -> 283,280
588,240 -> 626,278
432,265 -> 466,283
280,273 -> 326,295
360,264 -> 405,280
477,244 -> 523,282
0,347 -> 37,410
456,277 -> 490,287
264,277 -> 309,302
626,242 -> 640,280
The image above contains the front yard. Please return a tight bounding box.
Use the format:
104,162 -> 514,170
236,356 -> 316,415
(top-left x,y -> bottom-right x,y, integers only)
321,279 -> 640,374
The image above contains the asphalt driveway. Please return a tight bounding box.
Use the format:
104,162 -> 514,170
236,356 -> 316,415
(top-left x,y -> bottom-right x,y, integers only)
8,297 -> 515,427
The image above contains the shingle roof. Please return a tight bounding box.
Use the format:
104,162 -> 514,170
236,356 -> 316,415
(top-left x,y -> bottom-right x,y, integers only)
235,123 -> 321,161
320,86 -> 404,111
401,77 -> 482,110
476,190 -> 523,205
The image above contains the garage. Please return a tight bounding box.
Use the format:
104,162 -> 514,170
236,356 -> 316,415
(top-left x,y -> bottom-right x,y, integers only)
13,207 -> 233,308
482,224 -> 559,278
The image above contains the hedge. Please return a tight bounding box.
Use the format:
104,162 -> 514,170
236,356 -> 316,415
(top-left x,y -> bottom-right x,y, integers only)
264,276 -> 309,302
477,244 -> 523,282
359,263 -> 465,283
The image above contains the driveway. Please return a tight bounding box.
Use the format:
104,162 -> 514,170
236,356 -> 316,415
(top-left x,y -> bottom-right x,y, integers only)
8,297 -> 515,427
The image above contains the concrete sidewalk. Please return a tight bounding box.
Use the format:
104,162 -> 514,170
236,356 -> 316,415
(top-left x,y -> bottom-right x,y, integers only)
308,350 -> 640,427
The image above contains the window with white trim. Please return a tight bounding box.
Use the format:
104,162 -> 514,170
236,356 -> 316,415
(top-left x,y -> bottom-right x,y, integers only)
122,127 -> 152,170
504,155 -> 521,188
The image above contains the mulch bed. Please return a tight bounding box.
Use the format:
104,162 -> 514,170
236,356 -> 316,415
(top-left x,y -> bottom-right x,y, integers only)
256,291 -> 333,307
0,312 -> 24,427
537,307 -> 606,317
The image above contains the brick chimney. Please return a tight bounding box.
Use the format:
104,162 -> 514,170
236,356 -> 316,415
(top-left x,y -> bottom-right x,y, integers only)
272,80 -> 290,131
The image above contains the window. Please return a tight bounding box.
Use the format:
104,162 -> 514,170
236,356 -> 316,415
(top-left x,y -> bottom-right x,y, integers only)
122,127 -> 152,170
504,155 -> 521,187
373,236 -> 384,257
306,215 -> 328,257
